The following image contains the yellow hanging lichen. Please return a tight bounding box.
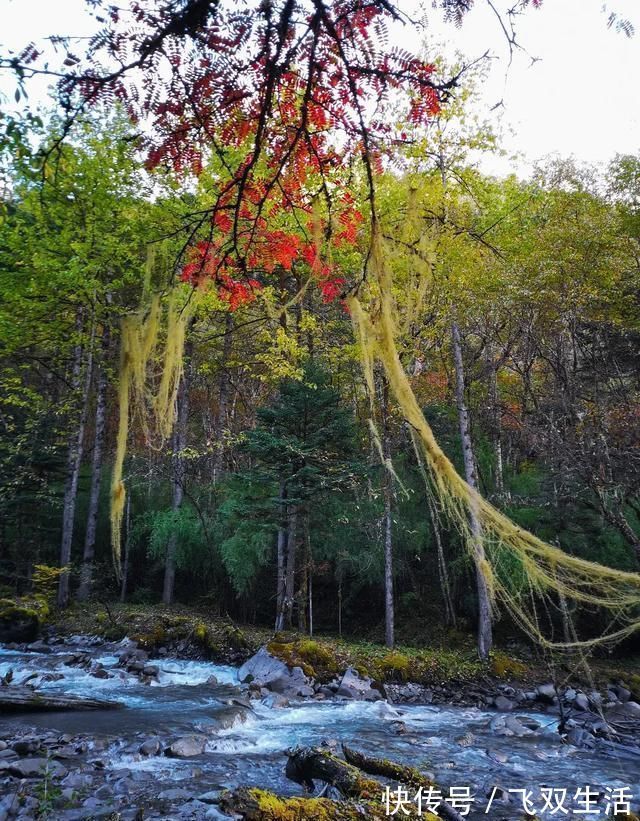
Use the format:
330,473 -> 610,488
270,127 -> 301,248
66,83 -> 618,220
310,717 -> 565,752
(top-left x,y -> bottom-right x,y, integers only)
110,284 -> 203,578
349,226 -> 640,650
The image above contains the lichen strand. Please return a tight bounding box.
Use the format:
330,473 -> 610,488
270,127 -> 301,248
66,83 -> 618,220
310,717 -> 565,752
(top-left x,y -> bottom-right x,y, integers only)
219,787 -> 438,820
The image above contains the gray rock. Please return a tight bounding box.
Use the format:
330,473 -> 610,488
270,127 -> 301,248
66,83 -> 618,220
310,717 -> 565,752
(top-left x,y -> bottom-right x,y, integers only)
167,734 -> 207,757
504,715 -> 533,736
0,749 -> 18,760
613,685 -> 632,703
205,808 -> 231,820
536,683 -> 557,703
158,787 -> 191,800
198,790 -> 223,805
238,646 -> 314,697
566,727 -> 596,749
614,701 -> 640,717
494,695 -> 514,712
139,738 -> 161,756
564,688 -> 577,702
26,640 -> 51,654
142,664 -> 159,677
336,667 -> 382,701
206,674 -> 218,686
261,693 -> 289,709
12,738 -> 41,755
91,667 -> 111,680
316,686 -> 335,698
62,772 -> 94,789
0,757 -> 67,778
574,692 -> 590,712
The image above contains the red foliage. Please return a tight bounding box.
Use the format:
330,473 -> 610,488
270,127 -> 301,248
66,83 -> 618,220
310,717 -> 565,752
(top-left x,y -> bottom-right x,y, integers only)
55,0 -> 539,302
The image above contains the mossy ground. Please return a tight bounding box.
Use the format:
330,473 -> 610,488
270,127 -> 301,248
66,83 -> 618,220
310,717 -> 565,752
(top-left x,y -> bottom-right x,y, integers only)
46,601 -> 640,693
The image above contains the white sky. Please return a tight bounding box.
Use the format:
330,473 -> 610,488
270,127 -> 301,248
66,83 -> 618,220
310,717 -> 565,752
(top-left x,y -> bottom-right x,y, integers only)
1,0 -> 639,177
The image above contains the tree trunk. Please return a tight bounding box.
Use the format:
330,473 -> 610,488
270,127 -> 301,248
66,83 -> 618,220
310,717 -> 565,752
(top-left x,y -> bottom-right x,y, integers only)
77,325 -> 110,601
485,341 -> 504,498
426,490 -> 456,627
162,350 -> 190,606
57,314 -> 94,608
120,493 -> 131,602
451,321 -> 492,659
381,376 -> 394,649
283,504 -> 298,628
275,481 -> 287,631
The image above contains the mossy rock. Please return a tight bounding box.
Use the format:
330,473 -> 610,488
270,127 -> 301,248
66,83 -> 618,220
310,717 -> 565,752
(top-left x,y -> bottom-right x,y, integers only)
0,597 -> 42,642
223,625 -> 249,650
297,639 -> 338,672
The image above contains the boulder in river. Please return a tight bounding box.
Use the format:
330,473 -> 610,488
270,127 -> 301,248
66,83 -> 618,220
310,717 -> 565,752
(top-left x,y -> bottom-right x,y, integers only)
167,734 -> 207,757
335,666 -> 382,701
238,646 -> 314,697
139,738 -> 161,756
493,695 -> 514,712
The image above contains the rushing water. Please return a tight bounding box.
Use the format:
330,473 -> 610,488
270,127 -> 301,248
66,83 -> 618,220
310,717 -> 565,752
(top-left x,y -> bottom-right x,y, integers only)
1,639 -> 639,819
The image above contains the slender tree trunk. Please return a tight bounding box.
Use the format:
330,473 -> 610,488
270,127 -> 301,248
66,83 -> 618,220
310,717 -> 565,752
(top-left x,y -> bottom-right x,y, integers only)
162,350 -> 190,606
275,482 -> 287,631
77,325 -> 110,601
337,571 -> 343,638
451,321 -> 492,659
485,342 -> 504,499
426,490 -> 456,627
57,314 -> 94,608
120,494 -> 131,602
380,377 -> 394,649
283,505 -> 298,628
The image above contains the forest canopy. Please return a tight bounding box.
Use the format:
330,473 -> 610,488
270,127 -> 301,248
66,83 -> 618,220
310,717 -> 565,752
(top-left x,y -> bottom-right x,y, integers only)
1,0 -> 639,663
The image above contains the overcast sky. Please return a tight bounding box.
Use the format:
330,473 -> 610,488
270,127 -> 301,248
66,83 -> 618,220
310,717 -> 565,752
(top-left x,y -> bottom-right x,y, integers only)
1,0 -> 638,177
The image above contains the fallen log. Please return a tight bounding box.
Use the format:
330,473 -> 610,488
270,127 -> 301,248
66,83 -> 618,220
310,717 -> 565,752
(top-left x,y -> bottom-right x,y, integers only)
285,745 -> 381,798
342,743 -> 434,790
220,746 -> 443,820
341,745 -> 464,821
0,686 -> 123,712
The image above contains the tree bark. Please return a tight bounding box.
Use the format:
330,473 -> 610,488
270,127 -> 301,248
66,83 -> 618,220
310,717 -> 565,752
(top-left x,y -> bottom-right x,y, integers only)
381,376 -> 394,648
283,504 -> 298,628
162,350 -> 190,606
120,493 -> 132,602
57,314 -> 94,608
77,325 -> 110,601
426,490 -> 456,627
451,321 -> 492,659
275,481 -> 287,631
485,341 -> 504,498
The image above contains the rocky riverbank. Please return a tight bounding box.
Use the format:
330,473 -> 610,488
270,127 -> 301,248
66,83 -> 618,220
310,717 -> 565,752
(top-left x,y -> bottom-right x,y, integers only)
1,630 -> 640,820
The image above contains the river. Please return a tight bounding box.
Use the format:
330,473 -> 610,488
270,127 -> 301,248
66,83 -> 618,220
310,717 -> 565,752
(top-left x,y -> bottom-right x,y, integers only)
1,638 -> 638,819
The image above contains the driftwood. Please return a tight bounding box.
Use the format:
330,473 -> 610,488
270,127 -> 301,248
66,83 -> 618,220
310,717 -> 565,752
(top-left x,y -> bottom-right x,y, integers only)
220,745 -> 461,820
342,745 -> 464,821
0,686 -> 122,712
